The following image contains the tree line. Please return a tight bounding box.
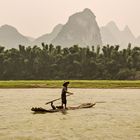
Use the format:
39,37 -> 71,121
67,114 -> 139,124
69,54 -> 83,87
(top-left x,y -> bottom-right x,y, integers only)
0,43 -> 139,80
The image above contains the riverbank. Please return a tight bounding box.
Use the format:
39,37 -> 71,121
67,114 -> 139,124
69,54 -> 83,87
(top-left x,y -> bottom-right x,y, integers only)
0,80 -> 140,88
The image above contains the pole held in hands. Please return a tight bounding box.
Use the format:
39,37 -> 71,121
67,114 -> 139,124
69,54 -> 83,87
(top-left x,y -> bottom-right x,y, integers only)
45,93 -> 74,105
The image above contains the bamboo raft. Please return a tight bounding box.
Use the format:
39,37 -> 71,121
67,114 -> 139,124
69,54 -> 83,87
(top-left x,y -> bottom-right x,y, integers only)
31,103 -> 96,113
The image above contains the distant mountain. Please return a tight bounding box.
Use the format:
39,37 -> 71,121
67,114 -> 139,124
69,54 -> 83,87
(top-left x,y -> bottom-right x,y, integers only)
0,24 -> 30,48
33,24 -> 63,46
122,25 -> 135,43
135,36 -> 140,46
100,22 -> 117,45
100,21 -> 136,47
52,8 -> 102,47
0,9 -> 139,49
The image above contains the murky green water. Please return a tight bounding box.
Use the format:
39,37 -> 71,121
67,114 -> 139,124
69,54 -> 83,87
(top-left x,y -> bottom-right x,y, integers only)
0,88 -> 140,140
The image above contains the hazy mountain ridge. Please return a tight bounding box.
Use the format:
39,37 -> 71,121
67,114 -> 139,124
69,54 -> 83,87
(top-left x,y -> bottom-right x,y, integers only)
0,24 -> 30,48
52,8 -> 102,47
32,24 -> 63,46
134,36 -> 140,45
100,21 -> 137,47
0,9 -> 139,49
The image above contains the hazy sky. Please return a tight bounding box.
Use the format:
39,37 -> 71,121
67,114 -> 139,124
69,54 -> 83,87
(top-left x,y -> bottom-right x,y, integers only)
0,0 -> 139,38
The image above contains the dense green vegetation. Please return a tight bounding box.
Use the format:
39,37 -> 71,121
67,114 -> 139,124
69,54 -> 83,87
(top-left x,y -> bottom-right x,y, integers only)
0,43 -> 140,80
0,80 -> 140,88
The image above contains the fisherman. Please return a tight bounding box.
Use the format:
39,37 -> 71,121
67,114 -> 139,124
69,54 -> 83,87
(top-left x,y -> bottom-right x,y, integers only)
61,81 -> 73,109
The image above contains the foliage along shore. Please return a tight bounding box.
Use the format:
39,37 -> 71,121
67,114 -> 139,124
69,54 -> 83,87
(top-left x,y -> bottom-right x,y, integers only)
0,80 -> 140,88
0,44 -> 139,80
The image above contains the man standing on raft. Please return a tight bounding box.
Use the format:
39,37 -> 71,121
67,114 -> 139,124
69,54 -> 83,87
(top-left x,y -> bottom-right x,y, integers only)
61,81 -> 73,109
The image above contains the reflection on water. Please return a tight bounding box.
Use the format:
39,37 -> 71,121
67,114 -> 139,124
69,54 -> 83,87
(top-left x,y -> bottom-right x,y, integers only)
0,88 -> 140,140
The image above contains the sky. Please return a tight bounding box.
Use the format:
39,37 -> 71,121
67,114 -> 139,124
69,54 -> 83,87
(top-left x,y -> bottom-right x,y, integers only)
0,0 -> 140,38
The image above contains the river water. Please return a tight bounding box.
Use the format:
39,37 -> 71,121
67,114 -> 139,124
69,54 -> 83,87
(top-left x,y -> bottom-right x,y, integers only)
0,88 -> 140,140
